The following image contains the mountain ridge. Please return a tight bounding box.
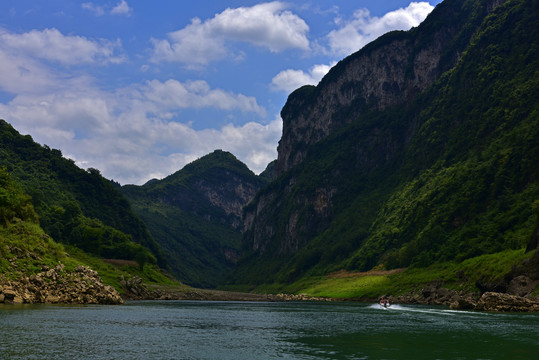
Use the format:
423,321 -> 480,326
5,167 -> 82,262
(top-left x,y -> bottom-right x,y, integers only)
276,0 -> 507,176
121,150 -> 269,288
234,0 -> 539,286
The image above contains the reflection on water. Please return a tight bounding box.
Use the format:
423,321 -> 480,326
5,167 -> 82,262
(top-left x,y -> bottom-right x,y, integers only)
1,301 -> 538,359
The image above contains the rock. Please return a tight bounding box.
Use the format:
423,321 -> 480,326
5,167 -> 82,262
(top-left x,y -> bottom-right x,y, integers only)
475,292 -> 539,312
2,289 -> 17,301
507,275 -> 537,297
476,278 -> 507,294
0,264 -> 124,305
45,294 -> 61,303
450,298 -> 477,310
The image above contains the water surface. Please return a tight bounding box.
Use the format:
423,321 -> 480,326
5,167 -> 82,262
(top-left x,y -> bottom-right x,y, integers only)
1,301 -> 537,359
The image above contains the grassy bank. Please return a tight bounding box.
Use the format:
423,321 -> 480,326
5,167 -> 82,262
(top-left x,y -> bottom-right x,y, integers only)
242,249 -> 536,300
0,221 -> 179,296
65,245 -> 179,294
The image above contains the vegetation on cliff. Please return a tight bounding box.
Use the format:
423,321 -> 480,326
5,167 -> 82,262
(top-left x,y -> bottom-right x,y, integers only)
0,120 -> 164,269
122,150 -> 268,288
0,166 -> 176,303
234,0 -> 539,292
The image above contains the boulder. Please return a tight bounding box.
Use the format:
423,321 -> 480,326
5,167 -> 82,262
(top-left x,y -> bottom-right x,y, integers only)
449,298 -> 477,310
0,264 -> 124,305
475,292 -> 539,312
507,275 -> 537,298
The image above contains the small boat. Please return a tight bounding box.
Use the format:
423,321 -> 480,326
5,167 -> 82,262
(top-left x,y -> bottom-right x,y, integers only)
379,298 -> 391,308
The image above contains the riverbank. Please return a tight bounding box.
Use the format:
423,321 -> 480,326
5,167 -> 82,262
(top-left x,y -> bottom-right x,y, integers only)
2,248 -> 537,313
0,264 -> 123,305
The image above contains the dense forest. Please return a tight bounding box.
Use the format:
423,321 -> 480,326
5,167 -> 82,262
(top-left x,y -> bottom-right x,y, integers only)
122,150 -> 268,288
0,120 -> 164,270
1,0 -> 537,300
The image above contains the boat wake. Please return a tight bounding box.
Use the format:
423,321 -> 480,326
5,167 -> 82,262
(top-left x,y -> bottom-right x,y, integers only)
369,303 -> 484,316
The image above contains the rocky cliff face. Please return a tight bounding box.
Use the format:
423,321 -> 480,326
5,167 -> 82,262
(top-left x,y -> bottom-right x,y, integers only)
122,150 -> 269,288
276,0 -> 507,175
175,169 -> 262,229
142,151 -> 265,230
242,0 -> 516,263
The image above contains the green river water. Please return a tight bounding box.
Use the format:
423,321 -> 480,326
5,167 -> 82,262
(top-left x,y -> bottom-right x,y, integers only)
1,301 -> 537,359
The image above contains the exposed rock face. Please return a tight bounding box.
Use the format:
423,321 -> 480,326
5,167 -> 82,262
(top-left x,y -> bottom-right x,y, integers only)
276,0 -> 510,175
244,0 -> 512,259
122,150 -> 269,288
188,171 -> 263,229
474,292 -> 539,312
0,264 -> 123,305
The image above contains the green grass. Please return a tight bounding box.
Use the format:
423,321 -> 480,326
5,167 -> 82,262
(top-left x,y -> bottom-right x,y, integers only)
65,245 -> 179,293
301,275 -> 391,299
0,221 -> 71,279
0,221 -> 179,294
288,249 -> 533,299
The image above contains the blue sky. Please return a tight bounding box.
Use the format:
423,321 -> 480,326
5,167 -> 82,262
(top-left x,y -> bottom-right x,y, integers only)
0,0 -> 442,184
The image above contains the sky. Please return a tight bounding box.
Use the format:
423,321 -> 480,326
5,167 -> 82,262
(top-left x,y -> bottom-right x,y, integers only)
0,0 -> 442,185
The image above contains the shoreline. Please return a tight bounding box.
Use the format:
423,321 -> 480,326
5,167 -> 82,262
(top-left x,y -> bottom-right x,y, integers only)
122,283 -> 539,313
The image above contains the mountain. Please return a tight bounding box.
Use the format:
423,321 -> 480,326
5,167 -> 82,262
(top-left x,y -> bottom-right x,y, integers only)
233,0 -> 539,286
0,120 -> 164,268
121,150 -> 268,288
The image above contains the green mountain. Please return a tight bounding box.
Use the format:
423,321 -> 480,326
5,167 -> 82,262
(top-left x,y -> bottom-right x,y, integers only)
122,150 -> 268,288
0,120 -> 164,269
233,0 -> 539,287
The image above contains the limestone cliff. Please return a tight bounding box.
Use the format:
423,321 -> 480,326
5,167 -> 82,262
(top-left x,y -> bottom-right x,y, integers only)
238,0 -> 534,282
122,150 -> 269,288
276,0 -> 508,175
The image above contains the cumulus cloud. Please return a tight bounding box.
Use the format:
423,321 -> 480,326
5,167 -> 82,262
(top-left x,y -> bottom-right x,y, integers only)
141,79 -> 266,116
151,1 -> 309,66
0,28 -> 125,65
327,2 -> 434,56
82,1 -> 133,17
0,66 -> 272,184
82,3 -> 106,16
271,63 -> 336,93
0,90 -> 279,184
110,0 -> 133,16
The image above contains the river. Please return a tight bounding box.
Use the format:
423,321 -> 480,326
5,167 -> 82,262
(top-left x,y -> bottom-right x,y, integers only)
1,301 -> 537,359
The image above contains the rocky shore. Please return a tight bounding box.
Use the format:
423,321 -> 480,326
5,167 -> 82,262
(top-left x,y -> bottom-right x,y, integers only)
385,251 -> 539,312
388,284 -> 539,312
0,264 -> 123,305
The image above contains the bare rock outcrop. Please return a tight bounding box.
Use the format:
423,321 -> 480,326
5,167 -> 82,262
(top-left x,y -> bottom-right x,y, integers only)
276,0 -> 511,175
474,292 -> 539,312
0,264 -> 123,305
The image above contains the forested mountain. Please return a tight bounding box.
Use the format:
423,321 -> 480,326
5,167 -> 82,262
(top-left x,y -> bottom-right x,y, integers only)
122,150 -> 268,288
0,120 -> 164,269
232,0 -> 539,286
1,0 -> 537,298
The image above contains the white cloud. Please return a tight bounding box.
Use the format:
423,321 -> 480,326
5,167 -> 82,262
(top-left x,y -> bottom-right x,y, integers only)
327,2 -> 434,56
82,3 -> 105,16
0,69 -> 273,184
271,63 -> 336,93
151,1 -> 309,66
141,79 -> 266,116
0,28 -> 125,65
111,1 -> 133,16
83,1 -> 133,17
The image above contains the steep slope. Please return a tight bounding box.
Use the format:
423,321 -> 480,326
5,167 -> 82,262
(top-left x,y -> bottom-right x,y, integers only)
122,150 -> 268,288
235,0 -> 538,286
0,120 -> 164,268
0,167 -> 123,304
276,0 -> 504,175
